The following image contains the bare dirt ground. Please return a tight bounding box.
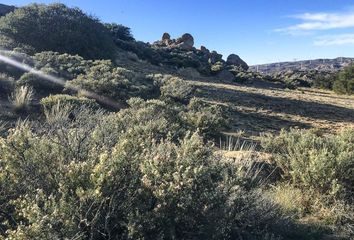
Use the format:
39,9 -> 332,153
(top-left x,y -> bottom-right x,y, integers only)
190,80 -> 354,140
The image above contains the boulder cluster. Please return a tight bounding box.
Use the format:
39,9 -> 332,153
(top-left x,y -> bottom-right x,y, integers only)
159,32 -> 194,50
153,32 -> 249,76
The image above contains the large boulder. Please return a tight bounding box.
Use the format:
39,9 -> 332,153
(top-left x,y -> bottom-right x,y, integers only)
217,69 -> 235,82
176,33 -> 194,50
162,32 -> 171,41
226,54 -> 249,70
161,32 -> 171,45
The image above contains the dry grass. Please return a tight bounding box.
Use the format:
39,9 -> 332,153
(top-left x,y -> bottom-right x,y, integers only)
189,80 -> 354,140
0,120 -> 6,134
10,85 -> 34,113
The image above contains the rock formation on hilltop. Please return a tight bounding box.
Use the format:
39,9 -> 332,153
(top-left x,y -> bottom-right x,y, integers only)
155,32 -> 194,50
115,31 -> 250,82
227,54 -> 249,71
151,32 -> 249,77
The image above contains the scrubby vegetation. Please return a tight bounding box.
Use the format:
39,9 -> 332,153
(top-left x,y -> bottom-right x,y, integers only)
333,64 -> 354,94
262,129 -> 354,237
67,60 -> 159,105
9,85 -> 34,113
40,94 -> 100,111
0,4 -> 116,59
0,104 -> 319,240
0,2 -> 353,239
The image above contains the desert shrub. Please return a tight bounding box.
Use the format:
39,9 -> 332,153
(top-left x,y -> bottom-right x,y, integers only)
0,73 -> 14,95
16,68 -> 64,93
105,23 -> 135,42
149,74 -> 194,103
181,97 -> 228,138
0,112 -> 301,239
33,52 -> 89,79
313,73 -> 336,89
210,61 -> 224,74
262,128 -> 354,238
66,61 -> 159,104
333,64 -> 354,94
261,128 -> 354,200
0,3 -> 116,59
234,71 -> 249,83
40,94 -> 99,111
114,98 -> 186,141
9,85 -> 34,113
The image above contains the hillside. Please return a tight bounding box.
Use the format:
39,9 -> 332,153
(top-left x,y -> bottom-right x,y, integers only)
250,57 -> 354,74
0,3 -> 353,240
249,58 -> 354,89
0,4 -> 15,17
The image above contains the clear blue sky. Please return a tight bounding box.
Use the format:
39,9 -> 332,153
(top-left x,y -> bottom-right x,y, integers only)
4,0 -> 354,65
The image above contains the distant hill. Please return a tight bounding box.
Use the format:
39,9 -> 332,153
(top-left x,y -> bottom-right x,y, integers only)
250,57 -> 354,74
0,4 -> 15,17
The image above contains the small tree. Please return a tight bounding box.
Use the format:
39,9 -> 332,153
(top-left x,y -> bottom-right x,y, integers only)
333,64 -> 354,94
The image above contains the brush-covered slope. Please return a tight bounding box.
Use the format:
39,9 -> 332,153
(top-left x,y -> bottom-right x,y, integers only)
0,3 -> 354,240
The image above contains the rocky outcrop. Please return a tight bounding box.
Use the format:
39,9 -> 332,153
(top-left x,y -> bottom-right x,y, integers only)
226,54 -> 249,70
161,32 -> 171,45
148,33 -> 249,79
209,51 -> 223,64
175,33 -> 194,50
155,32 -> 195,50
0,4 -> 15,17
217,69 -> 235,82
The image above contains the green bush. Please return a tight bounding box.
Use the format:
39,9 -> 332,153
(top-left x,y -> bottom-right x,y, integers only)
40,94 -> 99,111
333,64 -> 354,94
149,74 -> 194,103
261,128 -> 354,200
313,73 -> 336,89
181,97 -> 228,138
33,52 -> 89,79
210,61 -> 224,74
16,67 -> 66,94
114,97 -> 187,140
0,3 -> 116,59
66,60 -> 159,104
0,111 -> 300,239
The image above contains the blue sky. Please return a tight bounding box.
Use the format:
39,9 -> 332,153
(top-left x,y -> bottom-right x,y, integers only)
4,0 -> 354,65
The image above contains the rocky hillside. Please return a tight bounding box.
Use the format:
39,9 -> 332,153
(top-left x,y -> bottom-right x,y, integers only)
250,57 -> 354,74
249,58 -> 354,88
114,32 -> 250,80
